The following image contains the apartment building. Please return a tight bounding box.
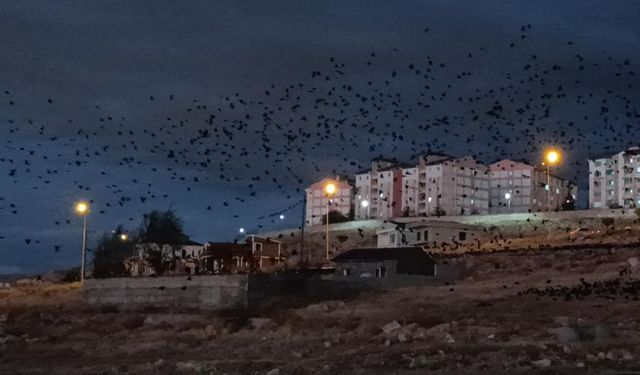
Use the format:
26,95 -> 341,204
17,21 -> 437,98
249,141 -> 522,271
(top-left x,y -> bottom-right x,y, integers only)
305,177 -> 353,226
354,159 -> 404,220
588,147 -> 640,209
402,154 -> 490,217
489,159 -> 576,213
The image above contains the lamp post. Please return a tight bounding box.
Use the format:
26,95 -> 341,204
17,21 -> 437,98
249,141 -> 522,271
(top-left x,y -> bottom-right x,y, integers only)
505,192 -> 512,213
544,149 -> 561,213
323,179 -> 337,261
75,201 -> 89,284
361,199 -> 370,219
543,148 -> 562,239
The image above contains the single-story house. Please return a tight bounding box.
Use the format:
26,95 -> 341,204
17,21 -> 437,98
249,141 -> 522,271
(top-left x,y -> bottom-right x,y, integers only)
332,247 -> 437,279
245,235 -> 288,270
201,242 -> 252,274
376,220 -> 485,249
127,241 -> 204,276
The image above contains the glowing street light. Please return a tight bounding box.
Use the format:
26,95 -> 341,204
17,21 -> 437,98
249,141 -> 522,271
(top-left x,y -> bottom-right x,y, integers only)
75,201 -> 90,284
279,214 -> 285,220
543,148 -> 563,214
504,192 -> 512,213
119,233 -> 129,241
360,199 -> 370,219
239,227 -> 245,234
322,179 -> 338,261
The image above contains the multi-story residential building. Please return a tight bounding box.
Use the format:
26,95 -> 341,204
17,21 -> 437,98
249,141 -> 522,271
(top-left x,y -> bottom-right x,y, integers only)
402,154 -> 490,217
305,177 -> 353,226
588,147 -> 640,209
489,159 -> 576,213
354,159 -> 404,220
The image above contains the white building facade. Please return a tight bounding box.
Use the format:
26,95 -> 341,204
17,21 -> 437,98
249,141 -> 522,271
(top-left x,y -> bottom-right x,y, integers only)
588,147 -> 640,209
354,159 -> 404,220
305,177 -> 353,226
401,154 -> 490,217
489,159 -> 576,213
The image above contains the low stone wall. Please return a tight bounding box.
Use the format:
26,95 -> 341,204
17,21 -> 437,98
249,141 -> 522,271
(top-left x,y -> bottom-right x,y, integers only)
84,275 -> 248,310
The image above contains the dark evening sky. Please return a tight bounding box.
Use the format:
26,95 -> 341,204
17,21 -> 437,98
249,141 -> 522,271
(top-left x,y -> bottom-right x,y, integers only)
1,1 -> 640,274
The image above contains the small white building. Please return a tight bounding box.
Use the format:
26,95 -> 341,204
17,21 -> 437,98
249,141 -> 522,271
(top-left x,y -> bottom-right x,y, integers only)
589,147 -> 640,209
376,220 -> 486,249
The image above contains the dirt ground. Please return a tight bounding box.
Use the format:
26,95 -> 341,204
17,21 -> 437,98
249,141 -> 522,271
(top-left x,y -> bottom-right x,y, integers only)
2,245 -> 640,374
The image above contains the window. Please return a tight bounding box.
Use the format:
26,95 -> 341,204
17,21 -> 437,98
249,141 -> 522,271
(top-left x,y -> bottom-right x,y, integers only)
417,231 -> 421,241
255,243 -> 263,253
375,266 -> 386,278
424,230 -> 429,241
459,232 -> 467,241
342,268 -> 351,276
389,233 -> 396,244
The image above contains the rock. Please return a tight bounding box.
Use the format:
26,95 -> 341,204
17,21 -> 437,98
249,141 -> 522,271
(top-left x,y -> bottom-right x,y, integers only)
443,333 -> 456,343
592,323 -> 611,340
323,341 -> 331,348
306,303 -> 329,312
531,359 -> 551,368
384,339 -> 391,347
554,326 -> 579,343
553,316 -> 570,326
586,354 -> 597,362
266,368 -> 280,375
605,351 -> 615,360
204,324 -> 217,338
176,361 -> 203,372
597,352 -> 606,360
381,321 -> 402,334
397,333 -> 408,342
291,350 -> 303,359
153,359 -> 166,368
621,349 -> 634,361
576,362 -> 585,368
426,323 -> 451,336
408,355 -> 429,368
250,318 -> 275,330
628,257 -> 640,269
412,327 -> 428,340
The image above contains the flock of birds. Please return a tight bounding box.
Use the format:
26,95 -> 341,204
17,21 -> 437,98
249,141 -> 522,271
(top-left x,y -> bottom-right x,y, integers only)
519,278 -> 640,301
1,24 -> 640,263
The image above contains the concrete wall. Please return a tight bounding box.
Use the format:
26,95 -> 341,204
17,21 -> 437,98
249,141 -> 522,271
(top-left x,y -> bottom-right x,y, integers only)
84,275 -> 248,310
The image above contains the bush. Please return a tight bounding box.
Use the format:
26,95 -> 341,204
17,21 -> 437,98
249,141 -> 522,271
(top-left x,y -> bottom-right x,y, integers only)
62,267 -> 80,283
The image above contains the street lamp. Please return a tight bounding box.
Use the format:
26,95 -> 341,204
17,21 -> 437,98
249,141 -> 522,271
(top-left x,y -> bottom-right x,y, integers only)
544,148 -> 562,214
119,233 -> 128,241
323,179 -> 338,261
504,192 -> 512,213
239,227 -> 245,234
75,201 -> 89,284
361,199 -> 370,219
279,214 -> 285,220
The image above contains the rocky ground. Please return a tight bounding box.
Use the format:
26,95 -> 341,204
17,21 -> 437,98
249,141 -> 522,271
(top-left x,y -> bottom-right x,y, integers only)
2,245 -> 640,374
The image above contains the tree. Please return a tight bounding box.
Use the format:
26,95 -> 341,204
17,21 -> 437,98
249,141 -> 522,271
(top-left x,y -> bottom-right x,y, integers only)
139,210 -> 189,244
432,206 -> 446,217
93,226 -> 133,278
322,210 -> 349,224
